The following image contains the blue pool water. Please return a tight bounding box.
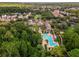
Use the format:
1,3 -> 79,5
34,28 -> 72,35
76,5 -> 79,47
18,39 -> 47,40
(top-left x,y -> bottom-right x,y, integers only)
42,33 -> 58,47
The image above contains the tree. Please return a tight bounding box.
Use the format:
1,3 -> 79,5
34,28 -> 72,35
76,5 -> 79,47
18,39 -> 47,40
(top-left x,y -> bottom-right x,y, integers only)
63,27 -> 79,51
0,41 -> 20,57
74,24 -> 79,34
4,31 -> 14,41
50,46 -> 66,57
18,40 -> 28,57
34,15 -> 42,19
0,27 -> 7,42
68,48 -> 79,57
21,30 -> 28,40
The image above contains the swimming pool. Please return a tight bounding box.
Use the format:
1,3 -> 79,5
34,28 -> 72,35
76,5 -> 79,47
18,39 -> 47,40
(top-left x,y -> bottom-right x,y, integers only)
42,33 -> 59,47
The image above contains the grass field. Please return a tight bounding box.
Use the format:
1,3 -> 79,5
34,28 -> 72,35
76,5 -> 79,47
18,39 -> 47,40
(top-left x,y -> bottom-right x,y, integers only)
0,2 -> 79,8
0,2 -> 33,7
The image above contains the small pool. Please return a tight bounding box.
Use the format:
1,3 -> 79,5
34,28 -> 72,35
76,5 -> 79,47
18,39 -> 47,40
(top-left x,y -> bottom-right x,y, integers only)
42,33 -> 58,47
